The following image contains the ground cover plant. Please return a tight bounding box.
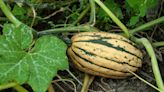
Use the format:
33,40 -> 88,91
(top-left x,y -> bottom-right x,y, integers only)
0,0 -> 164,92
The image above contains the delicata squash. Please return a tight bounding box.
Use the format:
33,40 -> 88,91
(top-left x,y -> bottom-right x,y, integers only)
67,32 -> 143,79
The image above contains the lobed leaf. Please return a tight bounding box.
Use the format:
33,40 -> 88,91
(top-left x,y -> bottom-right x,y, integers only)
27,36 -> 68,92
0,23 -> 68,92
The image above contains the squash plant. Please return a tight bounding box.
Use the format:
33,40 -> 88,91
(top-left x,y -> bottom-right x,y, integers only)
0,0 -> 164,92
40,0 -> 164,92
0,0 -> 69,92
80,0 -> 164,92
86,0 -> 164,91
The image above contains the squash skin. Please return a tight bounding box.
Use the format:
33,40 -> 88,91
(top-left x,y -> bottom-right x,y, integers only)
67,32 -> 143,79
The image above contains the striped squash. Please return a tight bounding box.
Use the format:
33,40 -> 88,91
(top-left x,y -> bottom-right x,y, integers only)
67,32 -> 143,79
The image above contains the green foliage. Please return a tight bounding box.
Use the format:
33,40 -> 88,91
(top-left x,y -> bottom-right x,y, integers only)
98,0 -> 123,22
11,4 -> 28,21
12,5 -> 26,17
0,0 -> 163,91
0,24 -> 68,92
126,0 -> 157,16
30,0 -> 43,4
128,16 -> 140,26
125,0 -> 158,26
11,4 -> 34,26
96,0 -> 158,29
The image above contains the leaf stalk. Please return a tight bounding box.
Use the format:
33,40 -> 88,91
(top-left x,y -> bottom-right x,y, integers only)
94,0 -> 130,38
130,16 -> 164,34
0,0 -> 21,26
132,37 -> 164,92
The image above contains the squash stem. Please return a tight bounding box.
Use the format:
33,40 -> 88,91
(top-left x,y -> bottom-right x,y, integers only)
81,73 -> 95,92
0,82 -> 17,90
130,16 -> 164,35
153,41 -> 164,47
128,69 -> 161,92
94,0 -> 130,38
13,84 -> 28,92
132,37 -> 164,92
89,0 -> 96,26
0,82 -> 28,92
72,5 -> 90,25
48,84 -> 55,92
0,0 -> 21,26
37,24 -> 99,35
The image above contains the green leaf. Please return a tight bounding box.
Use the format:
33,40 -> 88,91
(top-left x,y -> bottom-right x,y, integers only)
27,36 -> 68,92
146,0 -> 158,8
98,0 -> 123,21
11,4 -> 28,21
126,0 -> 158,17
12,5 -> 26,16
3,24 -> 33,49
125,0 -> 158,26
126,0 -> 139,8
139,4 -> 147,17
0,24 -> 31,84
0,24 -> 68,92
128,16 -> 140,26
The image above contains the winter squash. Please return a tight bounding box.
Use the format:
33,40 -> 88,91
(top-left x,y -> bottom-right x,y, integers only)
67,32 -> 143,79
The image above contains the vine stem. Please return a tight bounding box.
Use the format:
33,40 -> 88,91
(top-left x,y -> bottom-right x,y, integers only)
132,37 -> 164,92
0,82 -> 17,90
0,82 -> 28,92
72,4 -> 90,25
128,69 -> 161,92
130,16 -> 164,35
153,41 -> 164,47
0,0 -> 21,26
13,84 -> 28,92
37,24 -> 99,35
81,74 -> 95,92
89,0 -> 96,26
94,0 -> 130,38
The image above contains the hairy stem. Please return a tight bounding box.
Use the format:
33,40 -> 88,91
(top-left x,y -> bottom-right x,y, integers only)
0,82 -> 17,90
94,0 -> 130,38
132,37 -> 164,92
37,24 -> 99,35
81,73 -> 95,92
13,85 -> 28,92
89,0 -> 96,26
0,82 -> 28,92
130,16 -> 164,34
153,41 -> 164,47
72,5 -> 90,25
0,0 -> 21,26
128,69 -> 161,92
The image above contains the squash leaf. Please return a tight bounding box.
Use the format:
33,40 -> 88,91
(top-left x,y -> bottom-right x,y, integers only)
126,0 -> 158,26
0,24 -> 68,92
128,16 -> 140,26
98,0 -> 123,22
